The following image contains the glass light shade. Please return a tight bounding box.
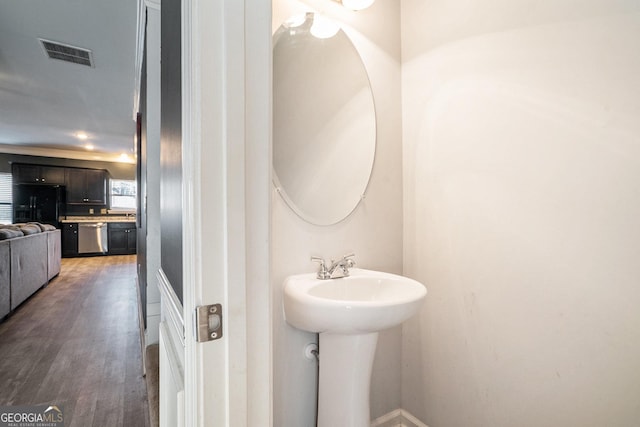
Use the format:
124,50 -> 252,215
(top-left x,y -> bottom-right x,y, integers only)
283,14 -> 306,28
310,15 -> 340,39
342,0 -> 375,11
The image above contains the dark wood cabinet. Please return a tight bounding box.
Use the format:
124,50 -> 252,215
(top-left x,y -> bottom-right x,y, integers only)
65,169 -> 86,204
108,222 -> 136,255
84,169 -> 108,204
12,164 -> 65,185
41,167 -> 66,185
62,223 -> 78,257
12,163 -> 109,206
65,168 -> 108,205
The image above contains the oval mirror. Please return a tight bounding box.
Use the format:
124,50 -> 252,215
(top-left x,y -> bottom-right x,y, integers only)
273,13 -> 376,225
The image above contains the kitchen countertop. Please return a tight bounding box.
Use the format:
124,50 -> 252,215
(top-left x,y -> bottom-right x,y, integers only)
60,216 -> 136,223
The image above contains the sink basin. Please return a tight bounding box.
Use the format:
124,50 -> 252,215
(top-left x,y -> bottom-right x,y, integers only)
284,268 -> 427,334
283,268 -> 426,426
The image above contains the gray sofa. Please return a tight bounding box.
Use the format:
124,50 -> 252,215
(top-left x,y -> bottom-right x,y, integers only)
0,223 -> 61,320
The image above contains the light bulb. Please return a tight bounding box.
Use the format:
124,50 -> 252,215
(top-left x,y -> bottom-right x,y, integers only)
342,0 -> 375,11
310,15 -> 340,39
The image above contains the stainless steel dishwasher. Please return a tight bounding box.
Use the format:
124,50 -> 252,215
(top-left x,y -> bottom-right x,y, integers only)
78,222 -> 109,254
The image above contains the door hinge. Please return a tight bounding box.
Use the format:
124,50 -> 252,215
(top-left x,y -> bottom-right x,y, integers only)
195,304 -> 223,342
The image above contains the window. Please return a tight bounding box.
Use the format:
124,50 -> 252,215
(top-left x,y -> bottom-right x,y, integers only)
0,172 -> 12,224
110,179 -> 136,211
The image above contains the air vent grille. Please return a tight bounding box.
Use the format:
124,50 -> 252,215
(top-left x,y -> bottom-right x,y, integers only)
39,39 -> 94,67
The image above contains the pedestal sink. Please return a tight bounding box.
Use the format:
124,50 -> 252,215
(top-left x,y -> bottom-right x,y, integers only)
283,268 -> 427,427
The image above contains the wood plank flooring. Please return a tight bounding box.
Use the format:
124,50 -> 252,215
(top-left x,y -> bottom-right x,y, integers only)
0,255 -> 150,427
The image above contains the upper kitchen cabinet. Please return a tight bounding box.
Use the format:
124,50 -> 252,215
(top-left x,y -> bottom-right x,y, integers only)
65,168 -> 109,205
12,164 -> 66,185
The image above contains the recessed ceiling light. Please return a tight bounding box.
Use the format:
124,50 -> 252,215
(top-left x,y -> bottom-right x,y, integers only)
119,153 -> 131,162
76,132 -> 89,140
84,144 -> 94,150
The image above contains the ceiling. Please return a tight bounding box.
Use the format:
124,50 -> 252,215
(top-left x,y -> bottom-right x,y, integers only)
0,0 -> 140,163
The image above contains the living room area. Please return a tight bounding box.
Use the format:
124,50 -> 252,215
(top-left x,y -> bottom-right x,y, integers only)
0,254 -> 154,426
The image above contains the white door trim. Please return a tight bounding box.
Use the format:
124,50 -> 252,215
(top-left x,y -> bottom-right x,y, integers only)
181,0 -> 272,426
244,0 -> 273,425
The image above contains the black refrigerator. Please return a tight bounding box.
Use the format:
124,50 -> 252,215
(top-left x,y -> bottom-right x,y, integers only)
13,184 -> 64,226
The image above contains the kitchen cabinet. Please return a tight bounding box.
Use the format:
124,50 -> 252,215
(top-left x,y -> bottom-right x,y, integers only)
65,168 -> 108,205
12,164 -> 65,185
108,222 -> 136,255
62,223 -> 78,257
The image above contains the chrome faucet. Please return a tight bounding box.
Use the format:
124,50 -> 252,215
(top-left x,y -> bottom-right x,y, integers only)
311,253 -> 356,280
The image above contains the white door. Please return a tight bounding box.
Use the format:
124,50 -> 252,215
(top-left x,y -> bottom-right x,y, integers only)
181,0 -> 272,426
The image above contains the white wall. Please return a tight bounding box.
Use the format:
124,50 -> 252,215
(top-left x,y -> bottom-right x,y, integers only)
271,1 -> 403,426
401,1 -> 640,426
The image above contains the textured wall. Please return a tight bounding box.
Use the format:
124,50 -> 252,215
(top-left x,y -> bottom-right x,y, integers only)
401,2 -> 640,426
271,1 -> 403,425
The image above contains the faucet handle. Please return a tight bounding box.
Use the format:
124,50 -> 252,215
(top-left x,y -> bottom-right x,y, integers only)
326,253 -> 356,278
311,256 -> 330,279
330,253 -> 355,263
341,253 -> 356,274
336,253 -> 355,265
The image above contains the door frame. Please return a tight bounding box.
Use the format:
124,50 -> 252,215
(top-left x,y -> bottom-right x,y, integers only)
181,0 -> 272,426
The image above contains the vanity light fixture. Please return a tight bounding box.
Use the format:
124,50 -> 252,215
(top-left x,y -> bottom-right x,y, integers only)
283,14 -> 306,28
339,0 -> 375,11
310,14 -> 340,39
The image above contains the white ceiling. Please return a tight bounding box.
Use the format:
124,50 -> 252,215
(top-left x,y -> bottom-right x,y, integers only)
0,0 -> 139,162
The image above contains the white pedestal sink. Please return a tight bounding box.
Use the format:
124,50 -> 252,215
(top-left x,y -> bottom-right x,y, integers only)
283,268 -> 427,427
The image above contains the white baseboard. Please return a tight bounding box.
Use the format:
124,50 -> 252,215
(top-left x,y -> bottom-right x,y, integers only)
145,313 -> 161,345
135,277 -> 147,376
371,409 -> 429,427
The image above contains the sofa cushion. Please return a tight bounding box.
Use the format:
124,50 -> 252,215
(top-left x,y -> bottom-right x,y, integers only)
28,222 -> 56,232
0,225 -> 22,231
18,224 -> 41,235
0,229 -> 24,240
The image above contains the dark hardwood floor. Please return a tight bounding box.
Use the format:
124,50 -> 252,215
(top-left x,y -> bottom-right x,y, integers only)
0,255 -> 150,427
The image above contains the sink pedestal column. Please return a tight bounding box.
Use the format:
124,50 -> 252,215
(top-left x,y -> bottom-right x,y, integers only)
317,331 -> 378,427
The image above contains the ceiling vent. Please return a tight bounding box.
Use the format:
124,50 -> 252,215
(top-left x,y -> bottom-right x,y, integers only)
39,39 -> 94,67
